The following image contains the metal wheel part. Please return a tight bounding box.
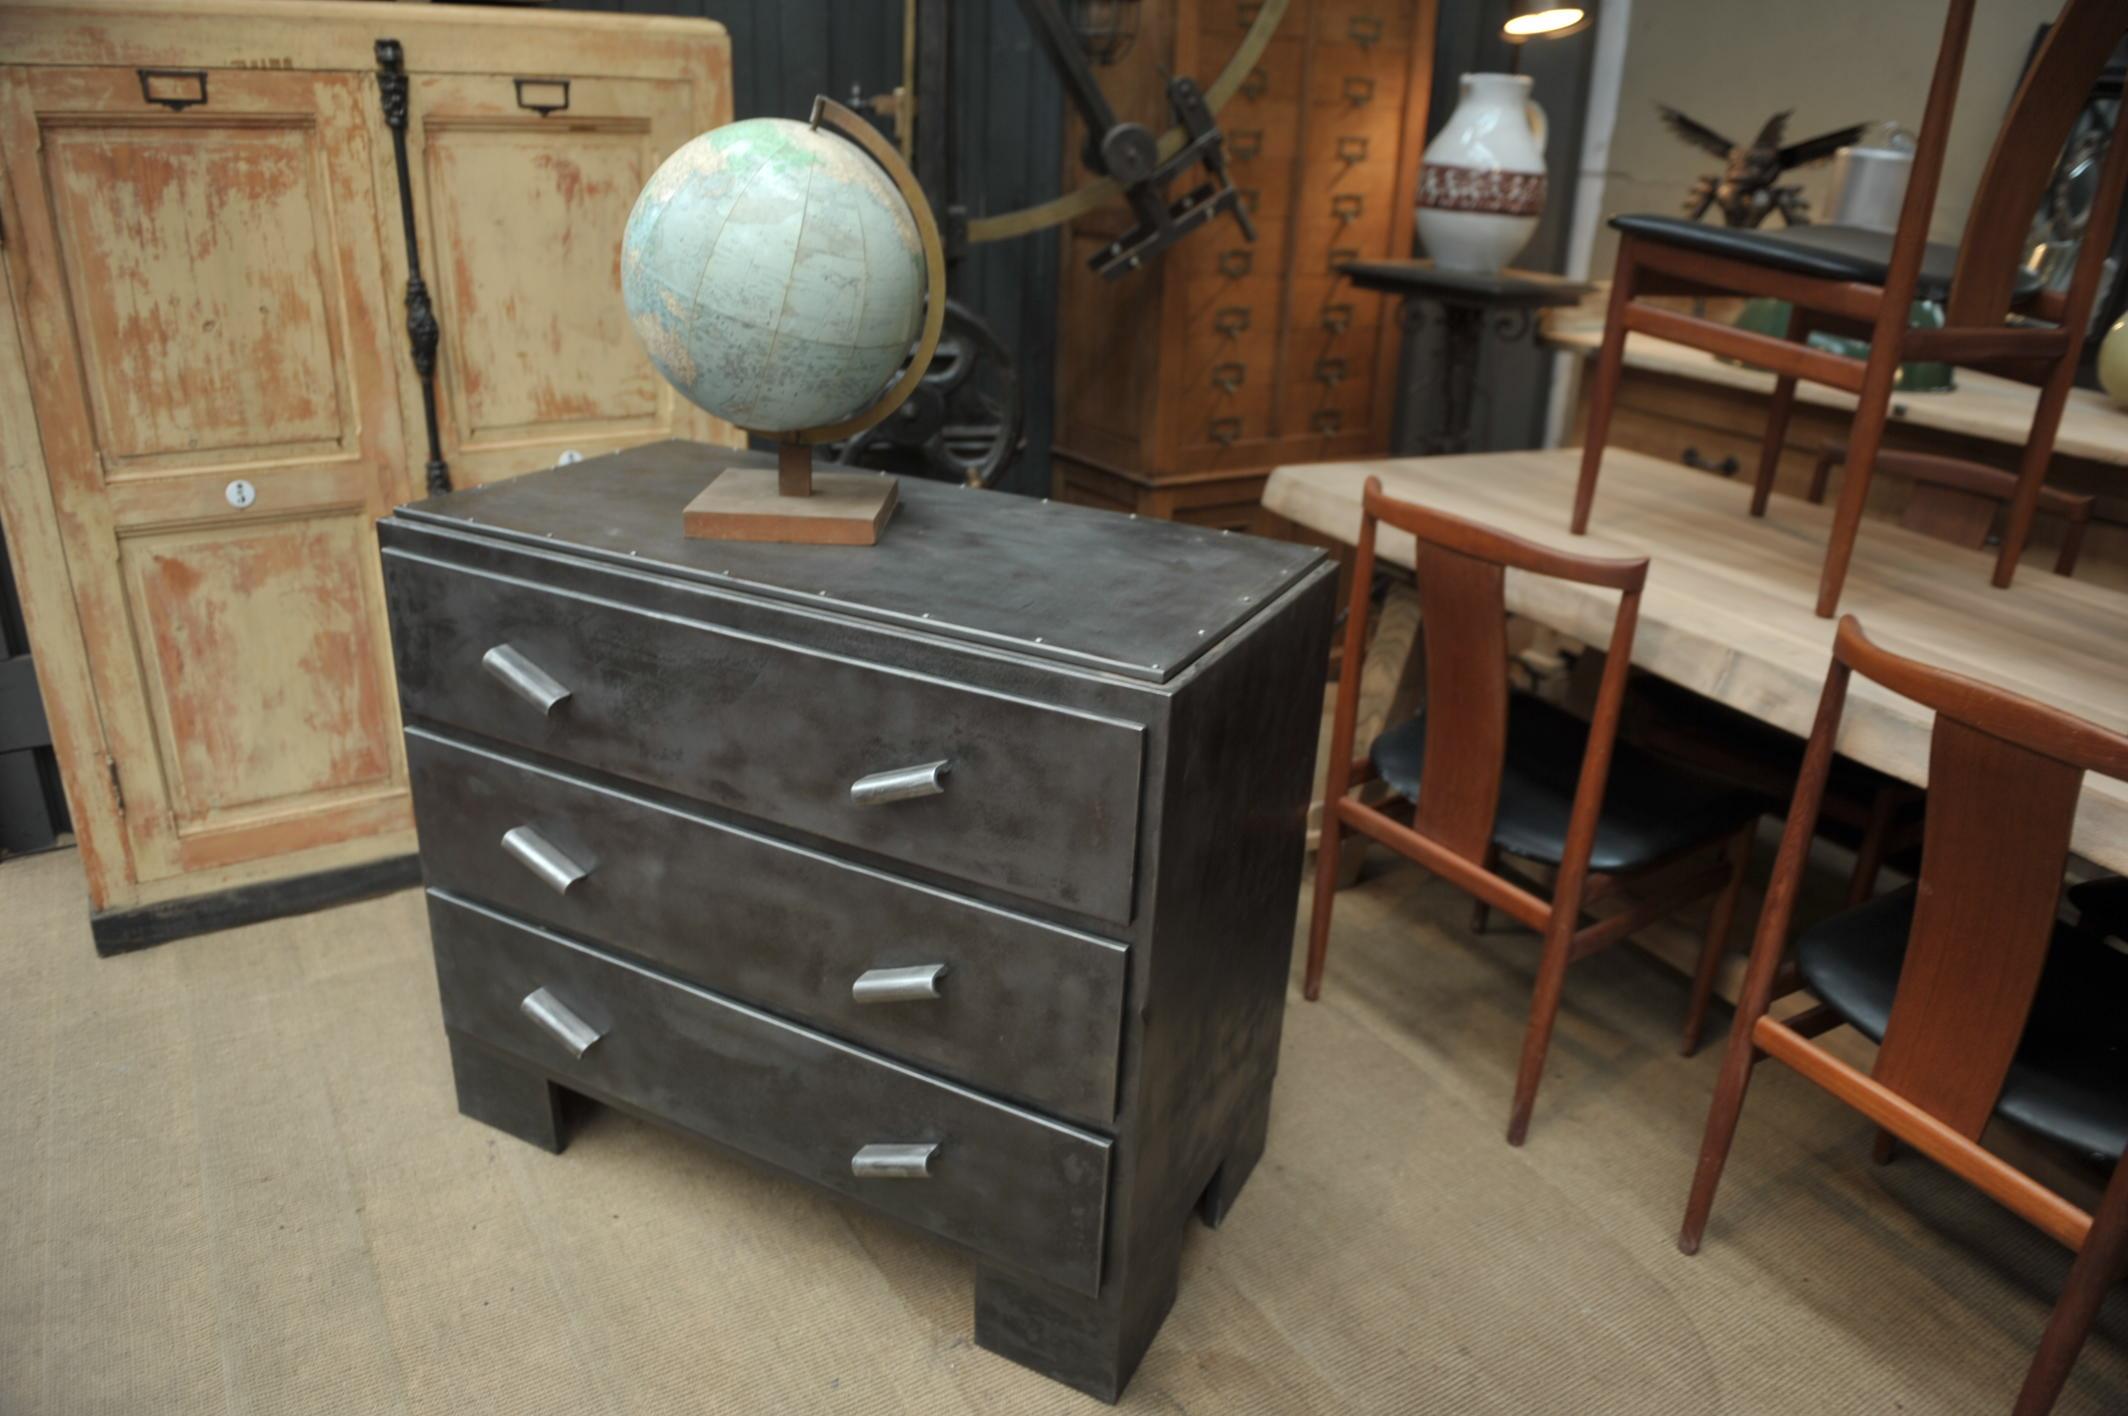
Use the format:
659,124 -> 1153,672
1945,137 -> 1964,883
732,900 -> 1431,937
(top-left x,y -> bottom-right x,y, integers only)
832,300 -> 1022,488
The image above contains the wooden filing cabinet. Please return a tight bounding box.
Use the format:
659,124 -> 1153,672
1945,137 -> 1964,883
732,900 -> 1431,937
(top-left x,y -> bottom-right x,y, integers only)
380,441 -> 1336,1401
1053,0 -> 1437,530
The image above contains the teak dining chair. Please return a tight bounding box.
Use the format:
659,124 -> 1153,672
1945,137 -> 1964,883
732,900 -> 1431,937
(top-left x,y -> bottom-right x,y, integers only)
1304,479 -> 1763,1145
1807,444 -> 2096,577
1680,617 -> 2128,1416
1571,0 -> 2128,618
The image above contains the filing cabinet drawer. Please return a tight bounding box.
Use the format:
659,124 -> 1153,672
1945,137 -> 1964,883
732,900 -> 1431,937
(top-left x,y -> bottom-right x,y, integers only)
408,728 -> 1130,1128
384,551 -> 1145,925
430,891 -> 1112,1296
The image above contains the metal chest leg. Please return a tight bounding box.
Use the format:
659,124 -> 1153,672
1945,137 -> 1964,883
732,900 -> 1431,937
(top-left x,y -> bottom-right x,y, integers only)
1196,1082 -> 1274,1229
973,1228 -> 1184,1405
446,1028 -> 569,1154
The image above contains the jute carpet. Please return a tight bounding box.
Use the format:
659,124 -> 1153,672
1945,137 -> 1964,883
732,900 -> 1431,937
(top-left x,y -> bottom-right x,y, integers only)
4,841 -> 2123,1414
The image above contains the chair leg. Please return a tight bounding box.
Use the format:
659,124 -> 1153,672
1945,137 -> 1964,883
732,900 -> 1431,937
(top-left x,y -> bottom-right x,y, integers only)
2012,1154 -> 2128,1416
1570,249 -> 1638,535
1681,824 -> 1755,1058
1814,356 -> 1901,618
1303,805 -> 1343,1002
1991,364 -> 2076,591
1505,922 -> 1577,1146
1871,1129 -> 1898,1165
1748,308 -> 1810,517
1470,845 -> 1499,935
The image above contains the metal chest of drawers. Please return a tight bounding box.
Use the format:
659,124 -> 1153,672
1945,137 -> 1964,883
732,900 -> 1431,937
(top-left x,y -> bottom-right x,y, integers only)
379,441 -> 1334,1401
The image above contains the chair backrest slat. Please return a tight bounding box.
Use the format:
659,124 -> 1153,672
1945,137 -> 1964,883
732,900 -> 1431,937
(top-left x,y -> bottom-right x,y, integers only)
1948,0 -> 2128,326
1412,544 -> 1509,862
1809,619 -> 2128,1139
1356,478 -> 1649,881
1871,718 -> 2087,1138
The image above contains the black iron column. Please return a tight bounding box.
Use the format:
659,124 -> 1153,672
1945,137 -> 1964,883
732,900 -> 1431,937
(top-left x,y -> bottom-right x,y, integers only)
375,38 -> 450,495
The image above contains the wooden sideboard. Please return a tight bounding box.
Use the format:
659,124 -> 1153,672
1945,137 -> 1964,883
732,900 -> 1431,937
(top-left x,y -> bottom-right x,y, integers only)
0,0 -> 739,947
1547,320 -> 2128,591
1051,0 -> 1436,530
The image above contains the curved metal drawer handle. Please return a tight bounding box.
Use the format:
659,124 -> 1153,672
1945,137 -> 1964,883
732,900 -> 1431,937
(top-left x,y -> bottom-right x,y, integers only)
850,760 -> 950,806
852,963 -> 947,1004
852,1142 -> 937,1179
521,986 -> 603,1059
482,644 -> 570,715
502,825 -> 589,895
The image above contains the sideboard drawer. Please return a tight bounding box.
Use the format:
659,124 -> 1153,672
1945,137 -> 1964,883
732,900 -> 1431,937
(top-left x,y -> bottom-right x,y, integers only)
384,551 -> 1145,924
429,891 -> 1112,1296
408,728 -> 1129,1128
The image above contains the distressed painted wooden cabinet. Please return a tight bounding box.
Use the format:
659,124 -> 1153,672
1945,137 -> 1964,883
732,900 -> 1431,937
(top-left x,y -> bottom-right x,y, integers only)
1052,0 -> 1438,529
381,441 -> 1336,1400
0,0 -> 738,947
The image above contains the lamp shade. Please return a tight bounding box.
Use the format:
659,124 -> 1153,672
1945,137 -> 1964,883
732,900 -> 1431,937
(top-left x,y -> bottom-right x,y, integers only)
1502,5 -> 1591,42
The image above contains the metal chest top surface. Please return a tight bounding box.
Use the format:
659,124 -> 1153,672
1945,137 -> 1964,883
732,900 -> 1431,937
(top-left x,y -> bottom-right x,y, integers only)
391,440 -> 1325,684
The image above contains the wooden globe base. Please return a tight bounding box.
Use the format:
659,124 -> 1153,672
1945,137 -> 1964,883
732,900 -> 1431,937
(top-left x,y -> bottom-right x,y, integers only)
682,442 -> 899,546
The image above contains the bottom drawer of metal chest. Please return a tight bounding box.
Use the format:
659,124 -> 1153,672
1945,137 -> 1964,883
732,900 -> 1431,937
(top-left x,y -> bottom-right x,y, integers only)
427,889 -> 1112,1296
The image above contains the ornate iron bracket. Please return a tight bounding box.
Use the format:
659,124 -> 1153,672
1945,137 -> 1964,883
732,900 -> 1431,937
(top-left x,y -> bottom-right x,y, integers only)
376,38 -> 450,495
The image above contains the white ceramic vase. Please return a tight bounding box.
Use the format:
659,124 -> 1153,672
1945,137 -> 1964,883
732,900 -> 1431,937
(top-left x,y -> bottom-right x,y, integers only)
1416,73 -> 1548,275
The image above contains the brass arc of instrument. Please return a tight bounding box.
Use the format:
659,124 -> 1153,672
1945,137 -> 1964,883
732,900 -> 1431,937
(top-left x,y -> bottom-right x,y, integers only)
790,94 -> 950,447
964,0 -> 1291,245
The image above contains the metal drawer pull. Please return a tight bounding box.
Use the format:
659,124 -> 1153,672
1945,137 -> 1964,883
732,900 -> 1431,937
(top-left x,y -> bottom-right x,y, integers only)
850,760 -> 951,806
1218,249 -> 1253,279
1229,128 -> 1263,161
1241,67 -> 1268,101
482,644 -> 570,715
852,1143 -> 937,1179
521,987 -> 603,1059
1349,15 -> 1384,48
1331,193 -> 1365,224
852,963 -> 948,1004
1343,76 -> 1375,107
502,825 -> 589,895
1211,361 -> 1247,393
1337,135 -> 1369,165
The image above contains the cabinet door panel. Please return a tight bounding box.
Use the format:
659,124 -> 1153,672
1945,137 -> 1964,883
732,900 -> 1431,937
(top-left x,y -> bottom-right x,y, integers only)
400,74 -> 738,487
0,67 -> 413,886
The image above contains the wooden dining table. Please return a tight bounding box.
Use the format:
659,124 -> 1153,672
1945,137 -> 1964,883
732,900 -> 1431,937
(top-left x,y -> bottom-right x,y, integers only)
1261,446 -> 2128,875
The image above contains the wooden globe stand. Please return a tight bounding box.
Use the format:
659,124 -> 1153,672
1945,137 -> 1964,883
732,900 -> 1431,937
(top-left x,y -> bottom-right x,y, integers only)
683,96 -> 947,547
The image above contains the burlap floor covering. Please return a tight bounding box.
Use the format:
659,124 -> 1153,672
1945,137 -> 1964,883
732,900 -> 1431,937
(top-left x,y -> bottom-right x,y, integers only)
4,841 -> 2123,1414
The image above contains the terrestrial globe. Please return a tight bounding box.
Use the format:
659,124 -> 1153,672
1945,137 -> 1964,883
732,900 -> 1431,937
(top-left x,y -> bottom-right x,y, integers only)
621,116 -> 927,434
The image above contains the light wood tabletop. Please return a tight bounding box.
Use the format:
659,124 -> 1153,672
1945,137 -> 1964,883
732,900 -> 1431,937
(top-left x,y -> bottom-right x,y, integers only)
1263,447 -> 2128,874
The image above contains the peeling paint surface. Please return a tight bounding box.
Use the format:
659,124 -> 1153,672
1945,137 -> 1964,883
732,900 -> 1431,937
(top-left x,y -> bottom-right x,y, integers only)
620,117 -> 924,433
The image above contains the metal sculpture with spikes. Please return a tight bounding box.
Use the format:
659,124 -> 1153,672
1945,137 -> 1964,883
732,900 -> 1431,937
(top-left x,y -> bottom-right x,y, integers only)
1659,105 -> 1865,228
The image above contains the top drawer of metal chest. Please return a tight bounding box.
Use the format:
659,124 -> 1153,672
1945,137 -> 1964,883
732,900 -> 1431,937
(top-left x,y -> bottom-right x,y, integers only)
382,550 -> 1145,925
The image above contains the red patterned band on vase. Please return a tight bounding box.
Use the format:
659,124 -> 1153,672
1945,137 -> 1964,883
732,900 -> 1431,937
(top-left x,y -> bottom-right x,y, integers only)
1419,163 -> 1547,217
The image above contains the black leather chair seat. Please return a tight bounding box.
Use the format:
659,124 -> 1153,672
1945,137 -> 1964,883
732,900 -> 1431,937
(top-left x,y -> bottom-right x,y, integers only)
1796,887 -> 2128,1165
2069,876 -> 2128,944
1610,214 -> 2045,305
1370,693 -> 1764,874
